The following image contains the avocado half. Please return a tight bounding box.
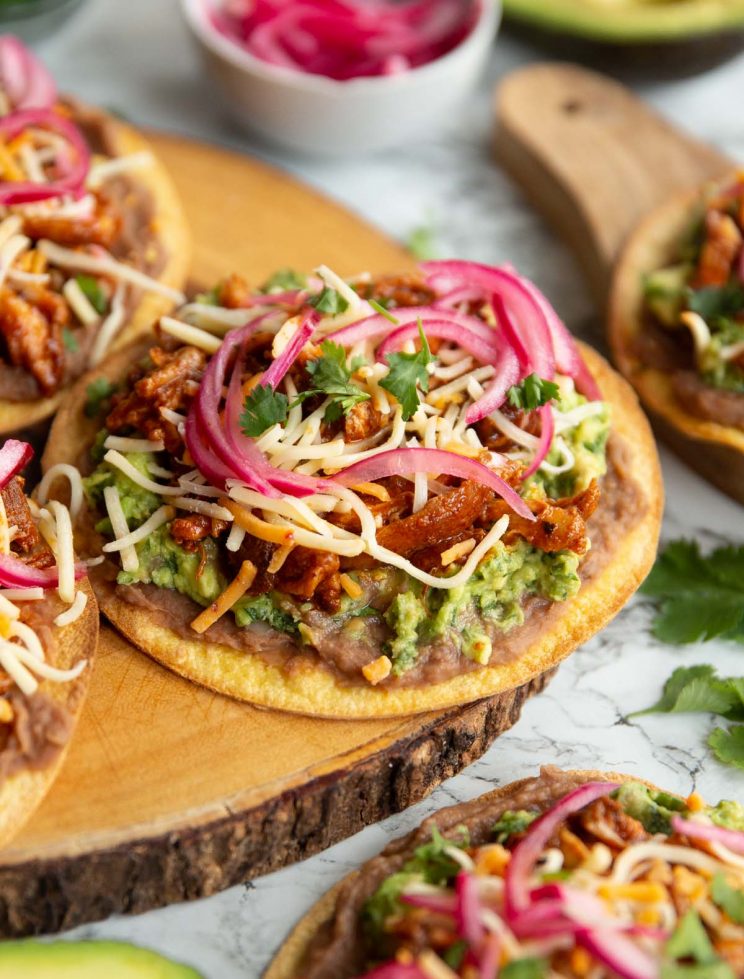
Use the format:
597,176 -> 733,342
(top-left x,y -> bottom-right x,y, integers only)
0,940 -> 203,978
503,0 -> 744,43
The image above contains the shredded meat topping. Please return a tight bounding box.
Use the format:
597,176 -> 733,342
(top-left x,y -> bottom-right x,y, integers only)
376,481 -> 493,559
343,399 -> 385,442
1,477 -> 54,569
106,345 -> 206,452
355,273 -> 435,309
575,797 -> 648,849
218,273 -> 254,309
277,547 -> 341,612
484,480 -> 600,556
0,285 -> 68,395
693,209 -> 743,288
169,515 -> 229,551
22,194 -> 121,249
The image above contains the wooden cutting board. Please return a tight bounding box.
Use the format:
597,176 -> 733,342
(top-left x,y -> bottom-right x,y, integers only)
0,133 -> 555,938
494,63 -> 732,307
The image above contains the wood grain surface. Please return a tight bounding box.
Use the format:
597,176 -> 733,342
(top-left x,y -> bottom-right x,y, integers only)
0,132 -> 554,937
494,63 -> 731,305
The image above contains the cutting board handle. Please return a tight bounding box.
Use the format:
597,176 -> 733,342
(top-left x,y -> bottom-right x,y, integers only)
494,63 -> 732,307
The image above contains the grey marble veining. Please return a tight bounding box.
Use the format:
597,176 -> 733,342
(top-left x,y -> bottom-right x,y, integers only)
31,1 -> 744,976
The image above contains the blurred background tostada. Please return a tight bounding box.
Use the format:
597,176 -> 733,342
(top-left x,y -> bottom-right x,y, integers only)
0,38 -> 189,435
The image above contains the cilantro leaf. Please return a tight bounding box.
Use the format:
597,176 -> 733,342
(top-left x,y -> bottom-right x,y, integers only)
501,960 -> 548,979
363,825 -> 468,939
380,322 -> 433,420
75,274 -> 108,315
630,666 -> 741,719
261,268 -> 307,293
492,809 -> 538,844
688,283 -> 744,321
293,340 -> 369,423
709,725 -> 744,771
711,872 -> 744,924
442,940 -> 468,970
507,374 -> 560,412
62,327 -> 79,353
309,286 -> 349,316
240,384 -> 288,437
631,665 -> 744,771
665,909 -> 718,964
406,223 -> 440,261
641,540 -> 744,645
84,378 -> 116,418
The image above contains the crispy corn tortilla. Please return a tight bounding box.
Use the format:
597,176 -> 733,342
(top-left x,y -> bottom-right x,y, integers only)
44,341 -> 662,719
0,105 -> 190,437
609,177 -> 744,504
265,767 -> 662,979
0,578 -> 98,849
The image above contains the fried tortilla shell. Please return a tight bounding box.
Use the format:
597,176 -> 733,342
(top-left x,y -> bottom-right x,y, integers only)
0,577 -> 98,849
44,341 -> 662,719
0,105 -> 190,436
609,179 -> 744,504
264,767 -> 659,979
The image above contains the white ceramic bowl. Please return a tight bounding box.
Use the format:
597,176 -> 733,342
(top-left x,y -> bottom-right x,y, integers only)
180,0 -> 501,157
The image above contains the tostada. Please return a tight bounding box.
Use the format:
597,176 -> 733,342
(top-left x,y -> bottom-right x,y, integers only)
267,767 -> 744,978
0,437 -> 97,847
610,171 -> 744,503
44,260 -> 661,717
0,35 -> 189,435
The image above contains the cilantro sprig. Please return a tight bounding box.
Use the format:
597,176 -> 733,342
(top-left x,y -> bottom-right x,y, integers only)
641,540 -> 744,645
240,383 -> 289,437
380,321 -> 433,420
309,286 -> 349,316
712,873 -> 744,924
664,910 -> 731,976
240,340 -> 369,436
507,373 -> 560,412
630,665 -> 744,772
293,340 -> 369,424
261,268 -> 307,293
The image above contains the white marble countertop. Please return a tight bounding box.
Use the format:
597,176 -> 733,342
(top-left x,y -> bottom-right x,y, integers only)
31,1 -> 744,975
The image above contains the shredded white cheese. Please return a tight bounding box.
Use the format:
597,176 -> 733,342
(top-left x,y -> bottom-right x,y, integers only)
103,485 -> 139,572
54,590 -> 88,627
87,151 -> 154,188
63,277 -> 101,327
160,316 -> 223,354
37,239 -> 185,303
36,464 -> 85,522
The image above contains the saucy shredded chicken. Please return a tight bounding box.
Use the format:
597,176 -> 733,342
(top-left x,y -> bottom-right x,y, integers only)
0,285 -> 68,395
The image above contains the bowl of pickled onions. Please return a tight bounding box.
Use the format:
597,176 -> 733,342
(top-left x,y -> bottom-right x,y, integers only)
180,0 -> 500,155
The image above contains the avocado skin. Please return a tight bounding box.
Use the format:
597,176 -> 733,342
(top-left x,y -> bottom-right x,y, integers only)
503,0 -> 744,43
0,940 -> 203,978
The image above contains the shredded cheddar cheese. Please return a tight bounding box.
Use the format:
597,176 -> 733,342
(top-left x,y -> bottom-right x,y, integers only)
362,655 -> 392,686
190,560 -> 258,635
339,573 -> 363,600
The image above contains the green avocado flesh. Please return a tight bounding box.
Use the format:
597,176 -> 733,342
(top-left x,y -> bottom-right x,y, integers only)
84,386 -> 607,678
503,0 -> 744,43
0,940 -> 203,978
643,256 -> 744,394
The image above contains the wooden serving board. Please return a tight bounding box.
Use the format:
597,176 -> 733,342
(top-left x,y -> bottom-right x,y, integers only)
494,63 -> 732,306
0,134 -> 555,937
